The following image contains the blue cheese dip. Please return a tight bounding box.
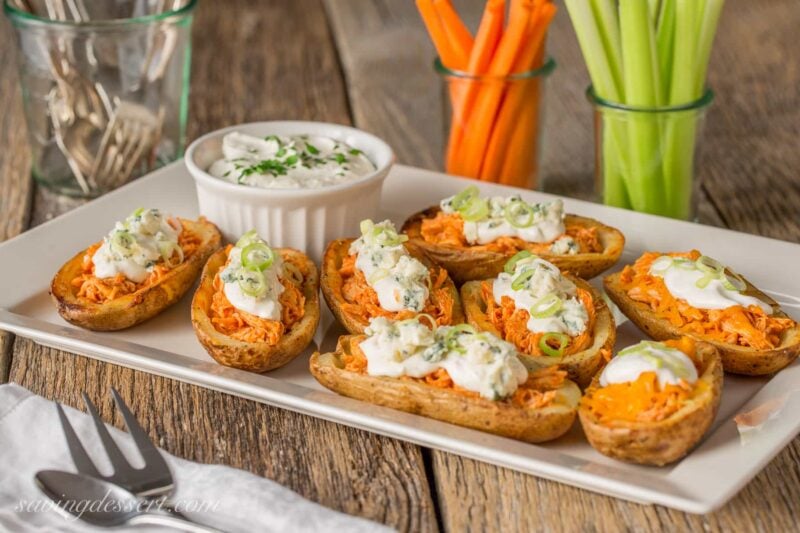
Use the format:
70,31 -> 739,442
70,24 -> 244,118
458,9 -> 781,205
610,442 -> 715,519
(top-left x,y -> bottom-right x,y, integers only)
360,317 -> 529,400
493,254 -> 588,336
440,187 -> 574,251
92,208 -> 183,283
599,341 -> 698,388
349,219 -> 430,312
648,254 -> 771,313
219,231 -> 285,320
208,132 -> 375,189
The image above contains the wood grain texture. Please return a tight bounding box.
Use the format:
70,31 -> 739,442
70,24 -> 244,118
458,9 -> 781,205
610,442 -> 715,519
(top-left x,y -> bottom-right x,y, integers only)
4,1 -> 438,530
324,0 -> 800,530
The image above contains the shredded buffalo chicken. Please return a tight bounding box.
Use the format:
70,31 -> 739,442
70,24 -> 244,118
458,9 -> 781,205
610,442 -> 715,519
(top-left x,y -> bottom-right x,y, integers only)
482,281 -> 597,358
72,219 -> 201,304
582,338 -> 704,423
619,251 -> 794,350
344,337 -> 567,408
338,253 -> 456,326
419,211 -> 602,254
208,245 -> 306,345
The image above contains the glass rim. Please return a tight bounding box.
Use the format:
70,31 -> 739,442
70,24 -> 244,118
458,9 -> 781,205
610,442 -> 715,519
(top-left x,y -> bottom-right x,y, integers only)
3,0 -> 197,28
587,85 -> 714,113
434,56 -> 556,81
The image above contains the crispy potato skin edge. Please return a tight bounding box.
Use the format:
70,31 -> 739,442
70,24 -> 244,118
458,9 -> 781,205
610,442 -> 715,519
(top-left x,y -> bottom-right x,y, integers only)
309,336 -> 581,443
50,217 -> 222,331
578,342 -> 723,466
461,275 -> 616,389
401,207 -> 625,284
320,238 -> 466,335
190,247 -> 320,373
604,271 -> 800,376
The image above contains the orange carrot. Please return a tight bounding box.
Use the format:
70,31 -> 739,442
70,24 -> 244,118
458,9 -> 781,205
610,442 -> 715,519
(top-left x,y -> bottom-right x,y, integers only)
416,0 -> 467,69
480,2 -> 555,181
454,0 -> 536,177
434,0 -> 474,65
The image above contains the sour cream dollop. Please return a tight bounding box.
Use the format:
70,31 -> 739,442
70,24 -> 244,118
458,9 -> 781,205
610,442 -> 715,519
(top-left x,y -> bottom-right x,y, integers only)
208,132 -> 375,189
92,208 -> 182,283
349,220 -> 430,312
360,317 -> 529,400
219,232 -> 285,320
649,255 -> 771,313
599,341 -> 698,388
440,192 -> 568,247
492,256 -> 588,336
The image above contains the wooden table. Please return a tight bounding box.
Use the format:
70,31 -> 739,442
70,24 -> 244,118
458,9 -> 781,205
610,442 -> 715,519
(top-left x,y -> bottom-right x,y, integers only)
2,1 -> 799,530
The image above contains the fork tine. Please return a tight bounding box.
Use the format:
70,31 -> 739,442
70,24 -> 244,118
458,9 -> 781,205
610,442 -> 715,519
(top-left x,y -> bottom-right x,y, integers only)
56,403 -> 102,478
110,388 -> 170,472
81,392 -> 135,475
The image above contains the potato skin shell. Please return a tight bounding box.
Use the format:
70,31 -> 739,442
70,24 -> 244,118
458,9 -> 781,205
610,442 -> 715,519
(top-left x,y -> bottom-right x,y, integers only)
310,336 -> 581,443
191,247 -> 320,373
402,207 -> 625,284
461,275 -> 616,389
604,270 -> 800,376
50,217 -> 222,331
320,238 -> 465,335
578,342 -> 723,466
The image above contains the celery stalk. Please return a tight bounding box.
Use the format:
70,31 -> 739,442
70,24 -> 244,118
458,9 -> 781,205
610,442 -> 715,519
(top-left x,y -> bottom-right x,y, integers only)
564,0 -> 622,101
694,0 -> 724,95
589,0 -> 624,100
656,0 -> 676,99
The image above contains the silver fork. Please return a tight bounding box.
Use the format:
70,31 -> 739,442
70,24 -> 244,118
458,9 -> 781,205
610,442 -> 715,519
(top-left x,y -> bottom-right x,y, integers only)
55,388 -> 183,513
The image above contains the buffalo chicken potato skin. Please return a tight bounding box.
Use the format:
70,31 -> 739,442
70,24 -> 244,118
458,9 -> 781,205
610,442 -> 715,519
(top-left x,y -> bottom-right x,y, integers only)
402,207 -> 625,284
191,247 -> 320,372
51,217 -> 221,331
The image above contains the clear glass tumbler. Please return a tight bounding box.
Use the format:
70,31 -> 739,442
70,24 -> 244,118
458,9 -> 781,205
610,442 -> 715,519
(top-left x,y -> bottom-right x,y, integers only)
436,57 -> 555,189
4,0 -> 196,197
589,86 -> 714,220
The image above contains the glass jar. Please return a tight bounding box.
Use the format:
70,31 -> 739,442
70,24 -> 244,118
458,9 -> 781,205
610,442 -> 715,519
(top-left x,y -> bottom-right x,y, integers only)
4,0 -> 197,197
436,57 -> 555,189
589,86 -> 714,220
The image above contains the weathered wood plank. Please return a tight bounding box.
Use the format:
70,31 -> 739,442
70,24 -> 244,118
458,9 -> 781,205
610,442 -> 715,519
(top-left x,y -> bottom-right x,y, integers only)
324,0 -> 800,529
5,1 -> 438,530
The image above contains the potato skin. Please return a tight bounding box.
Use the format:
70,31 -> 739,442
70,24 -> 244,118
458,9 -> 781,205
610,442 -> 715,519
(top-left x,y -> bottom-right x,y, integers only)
310,336 -> 581,443
604,270 -> 800,376
50,217 -> 221,331
191,247 -> 320,373
402,207 -> 625,284
461,275 -> 616,388
320,238 -> 465,335
579,342 -> 723,466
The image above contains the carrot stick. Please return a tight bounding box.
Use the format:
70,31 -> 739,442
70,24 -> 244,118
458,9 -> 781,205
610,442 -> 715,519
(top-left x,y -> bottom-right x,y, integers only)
480,2 -> 555,181
454,0 -> 536,178
434,0 -> 474,65
445,0 -> 506,174
416,0 -> 466,69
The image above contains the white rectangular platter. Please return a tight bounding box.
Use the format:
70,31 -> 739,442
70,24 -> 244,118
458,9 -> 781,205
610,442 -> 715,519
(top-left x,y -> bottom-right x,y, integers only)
2,161 -> 799,514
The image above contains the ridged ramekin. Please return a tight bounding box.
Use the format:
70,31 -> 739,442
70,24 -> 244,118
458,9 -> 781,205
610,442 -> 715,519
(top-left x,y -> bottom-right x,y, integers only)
185,121 -> 394,262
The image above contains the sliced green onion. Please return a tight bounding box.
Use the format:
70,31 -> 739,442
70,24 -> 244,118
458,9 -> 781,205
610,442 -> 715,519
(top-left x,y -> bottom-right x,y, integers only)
238,268 -> 268,298
650,255 -> 673,272
672,257 -> 696,270
696,255 -> 724,274
721,271 -> 746,292
504,201 -> 535,228
539,332 -> 570,357
504,250 -> 533,273
409,313 -> 437,330
444,324 -> 475,353
367,268 -> 390,285
511,269 -> 535,291
236,229 -> 260,249
457,198 -> 489,222
359,219 -> 375,236
158,241 -> 184,268
110,231 -> 136,255
359,219 -> 407,247
241,242 -> 275,271
530,294 -> 563,319
695,273 -> 714,289
132,207 -> 145,218
450,186 -> 480,211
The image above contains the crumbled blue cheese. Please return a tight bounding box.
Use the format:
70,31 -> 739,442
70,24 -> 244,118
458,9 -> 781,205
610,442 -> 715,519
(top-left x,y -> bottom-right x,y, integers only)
492,256 -> 588,336
360,317 -> 529,400
349,220 -> 430,312
92,208 -> 181,283
549,236 -> 579,255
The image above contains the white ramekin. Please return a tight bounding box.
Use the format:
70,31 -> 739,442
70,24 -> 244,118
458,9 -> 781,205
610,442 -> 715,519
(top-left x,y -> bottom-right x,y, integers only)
185,121 -> 394,262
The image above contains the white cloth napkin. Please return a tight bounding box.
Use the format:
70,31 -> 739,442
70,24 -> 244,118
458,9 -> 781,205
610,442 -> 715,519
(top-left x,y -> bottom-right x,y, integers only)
0,384 -> 391,533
